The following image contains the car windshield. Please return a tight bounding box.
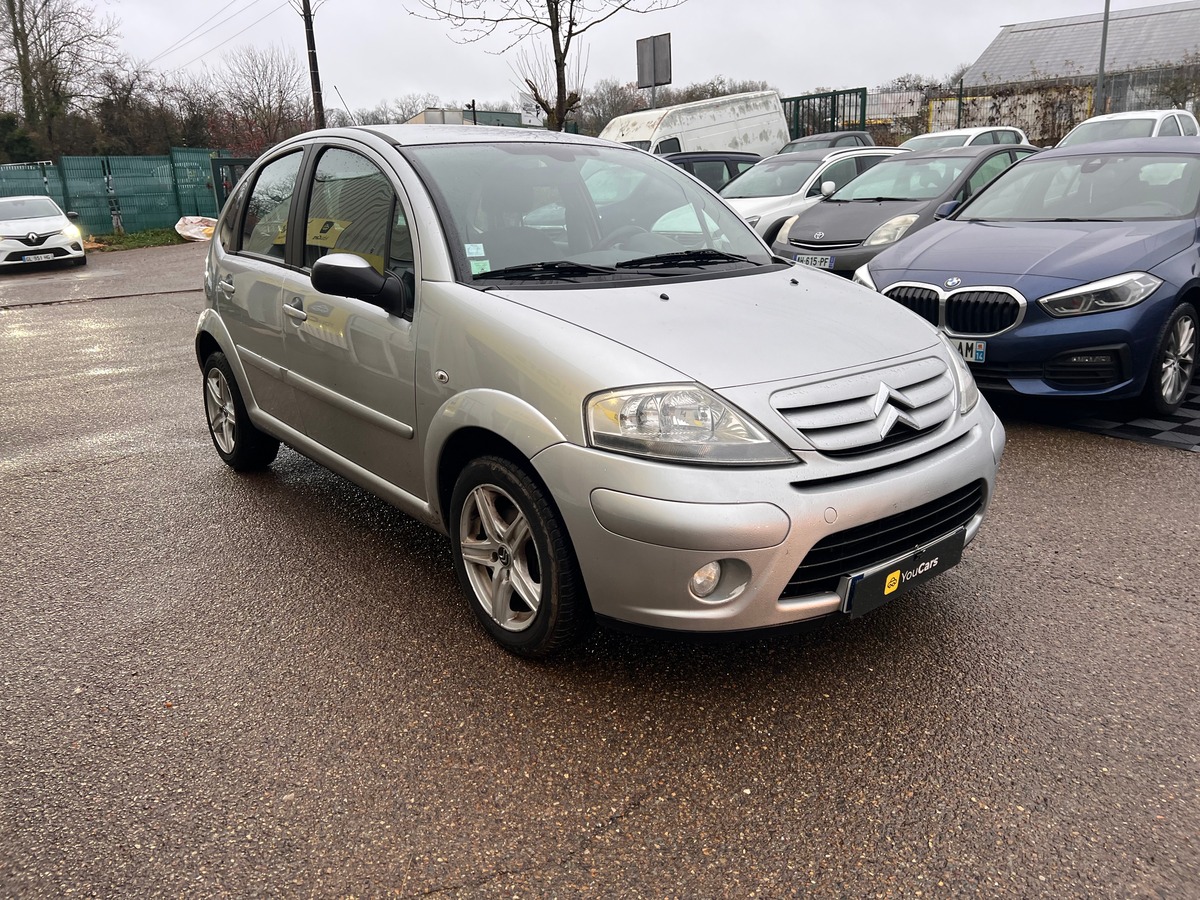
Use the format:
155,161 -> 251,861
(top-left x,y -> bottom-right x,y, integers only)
0,196 -> 62,219
719,158 -> 821,198
900,134 -> 969,151
959,152 -> 1200,221
402,141 -> 772,282
1059,119 -> 1155,147
834,156 -> 969,201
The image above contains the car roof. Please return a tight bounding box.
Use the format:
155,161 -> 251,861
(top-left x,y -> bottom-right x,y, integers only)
1032,135 -> 1200,159
1075,109 -> 1195,123
293,124 -> 616,149
898,143 -> 1037,160
759,146 -> 904,163
662,150 -> 761,161
911,126 -> 1024,138
788,130 -> 871,141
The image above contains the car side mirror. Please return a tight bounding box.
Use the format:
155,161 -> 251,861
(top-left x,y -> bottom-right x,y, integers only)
934,200 -> 960,220
66,211 -> 80,221
820,181 -> 836,197
311,253 -> 411,317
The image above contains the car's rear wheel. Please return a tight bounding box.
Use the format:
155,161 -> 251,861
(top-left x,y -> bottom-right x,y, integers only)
1143,302 -> 1197,415
202,351 -> 280,471
450,456 -> 590,658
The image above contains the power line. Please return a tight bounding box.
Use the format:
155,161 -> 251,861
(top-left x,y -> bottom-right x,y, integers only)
170,1 -> 293,71
145,0 -> 259,66
151,0 -> 279,68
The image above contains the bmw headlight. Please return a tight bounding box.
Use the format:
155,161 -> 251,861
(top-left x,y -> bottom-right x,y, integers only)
61,223 -> 81,240
852,265 -> 877,290
937,333 -> 980,415
864,214 -> 919,247
1037,272 -> 1161,317
587,384 -> 795,465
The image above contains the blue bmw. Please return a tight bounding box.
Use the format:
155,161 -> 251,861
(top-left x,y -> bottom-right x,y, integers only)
855,137 -> 1199,414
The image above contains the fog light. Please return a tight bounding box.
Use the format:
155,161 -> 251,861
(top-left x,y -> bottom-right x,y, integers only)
691,562 -> 722,598
1065,352 -> 1116,366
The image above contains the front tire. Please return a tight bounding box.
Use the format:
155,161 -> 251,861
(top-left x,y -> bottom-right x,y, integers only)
202,351 -> 280,471
450,456 -> 590,658
1143,302 -> 1197,415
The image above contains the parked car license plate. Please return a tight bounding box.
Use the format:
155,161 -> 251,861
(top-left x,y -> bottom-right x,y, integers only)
840,527 -> 966,619
952,338 -> 986,363
793,255 -> 832,269
23,253 -> 54,262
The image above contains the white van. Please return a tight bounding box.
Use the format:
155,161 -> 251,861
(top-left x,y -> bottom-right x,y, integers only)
599,91 -> 790,158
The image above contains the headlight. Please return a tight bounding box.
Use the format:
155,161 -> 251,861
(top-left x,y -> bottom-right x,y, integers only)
864,214 -> 919,247
852,265 -> 877,290
587,384 -> 795,465
745,215 -> 761,228
774,215 -> 799,245
61,223 -> 81,240
938,333 -> 980,415
1037,272 -> 1161,317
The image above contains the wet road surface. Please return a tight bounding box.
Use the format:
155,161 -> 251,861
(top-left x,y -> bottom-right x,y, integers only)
1,247 -> 1198,897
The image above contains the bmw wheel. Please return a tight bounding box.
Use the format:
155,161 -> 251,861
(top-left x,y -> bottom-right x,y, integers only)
1143,303 -> 1197,416
450,456 -> 590,658
202,351 -> 280,471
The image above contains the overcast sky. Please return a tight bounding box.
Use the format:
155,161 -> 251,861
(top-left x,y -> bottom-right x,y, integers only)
111,0 -> 1150,111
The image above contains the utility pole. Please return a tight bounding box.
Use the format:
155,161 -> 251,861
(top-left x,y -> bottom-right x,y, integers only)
1094,0 -> 1111,116
300,0 -> 325,128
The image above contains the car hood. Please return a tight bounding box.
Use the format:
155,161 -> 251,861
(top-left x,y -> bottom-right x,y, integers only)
724,195 -> 801,221
786,199 -> 929,243
869,218 -> 1196,285
490,266 -> 939,390
0,214 -> 68,235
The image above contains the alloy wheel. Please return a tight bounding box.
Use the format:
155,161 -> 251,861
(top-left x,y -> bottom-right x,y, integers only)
458,484 -> 542,632
205,368 -> 236,454
1160,311 -> 1197,408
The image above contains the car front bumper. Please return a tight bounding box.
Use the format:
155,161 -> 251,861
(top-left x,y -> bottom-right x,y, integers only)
531,402 -> 1005,633
0,232 -> 85,266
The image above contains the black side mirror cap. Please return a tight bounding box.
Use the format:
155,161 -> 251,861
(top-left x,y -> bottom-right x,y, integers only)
934,200 -> 960,220
311,253 -> 411,317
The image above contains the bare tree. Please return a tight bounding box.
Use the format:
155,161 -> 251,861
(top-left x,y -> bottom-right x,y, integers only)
0,0 -> 121,150
206,45 -> 312,155
413,0 -> 687,131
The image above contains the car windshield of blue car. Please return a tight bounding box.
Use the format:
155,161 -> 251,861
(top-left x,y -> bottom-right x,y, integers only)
959,153 -> 1200,221
833,157 -> 969,201
0,196 -> 61,219
719,158 -> 821,198
401,141 -> 773,283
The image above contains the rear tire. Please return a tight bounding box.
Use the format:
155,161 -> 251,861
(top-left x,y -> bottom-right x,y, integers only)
450,456 -> 590,658
202,351 -> 280,471
1142,302 -> 1197,416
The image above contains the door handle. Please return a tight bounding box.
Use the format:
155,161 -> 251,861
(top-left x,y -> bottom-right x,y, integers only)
283,298 -> 307,322
216,277 -> 235,296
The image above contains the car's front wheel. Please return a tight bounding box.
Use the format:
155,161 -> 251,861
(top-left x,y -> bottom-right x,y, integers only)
450,456 -> 590,658
202,351 -> 280,471
1143,302 -> 1197,415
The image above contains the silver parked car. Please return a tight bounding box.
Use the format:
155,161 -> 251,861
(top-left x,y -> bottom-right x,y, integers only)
196,126 -> 1005,657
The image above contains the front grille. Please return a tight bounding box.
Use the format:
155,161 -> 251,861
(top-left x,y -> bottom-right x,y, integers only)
885,285 -> 939,325
788,239 -> 861,252
3,232 -> 53,247
4,247 -> 67,262
781,480 -> 985,598
772,357 -> 955,455
945,291 -> 1021,334
883,283 -> 1025,336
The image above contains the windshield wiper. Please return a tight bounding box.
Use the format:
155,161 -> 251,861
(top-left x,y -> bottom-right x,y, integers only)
474,260 -> 619,281
851,196 -> 911,202
614,249 -> 754,269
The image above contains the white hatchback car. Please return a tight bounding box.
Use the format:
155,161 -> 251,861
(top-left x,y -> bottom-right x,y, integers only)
0,195 -> 86,268
1057,109 -> 1200,147
900,126 -> 1028,151
720,147 -> 906,242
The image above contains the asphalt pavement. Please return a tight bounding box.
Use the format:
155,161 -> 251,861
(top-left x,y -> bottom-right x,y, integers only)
1,246 -> 1198,898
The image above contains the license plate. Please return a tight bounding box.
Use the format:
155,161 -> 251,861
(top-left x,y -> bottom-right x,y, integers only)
952,338 -> 986,363
23,253 -> 54,262
793,255 -> 832,269
839,527 -> 966,619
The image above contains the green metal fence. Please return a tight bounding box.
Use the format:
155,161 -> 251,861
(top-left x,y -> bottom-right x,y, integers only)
0,148 -> 227,236
781,88 -> 868,139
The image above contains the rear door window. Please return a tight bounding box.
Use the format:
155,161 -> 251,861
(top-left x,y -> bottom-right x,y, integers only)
1159,115 -> 1182,136
1181,116 -> 1199,136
